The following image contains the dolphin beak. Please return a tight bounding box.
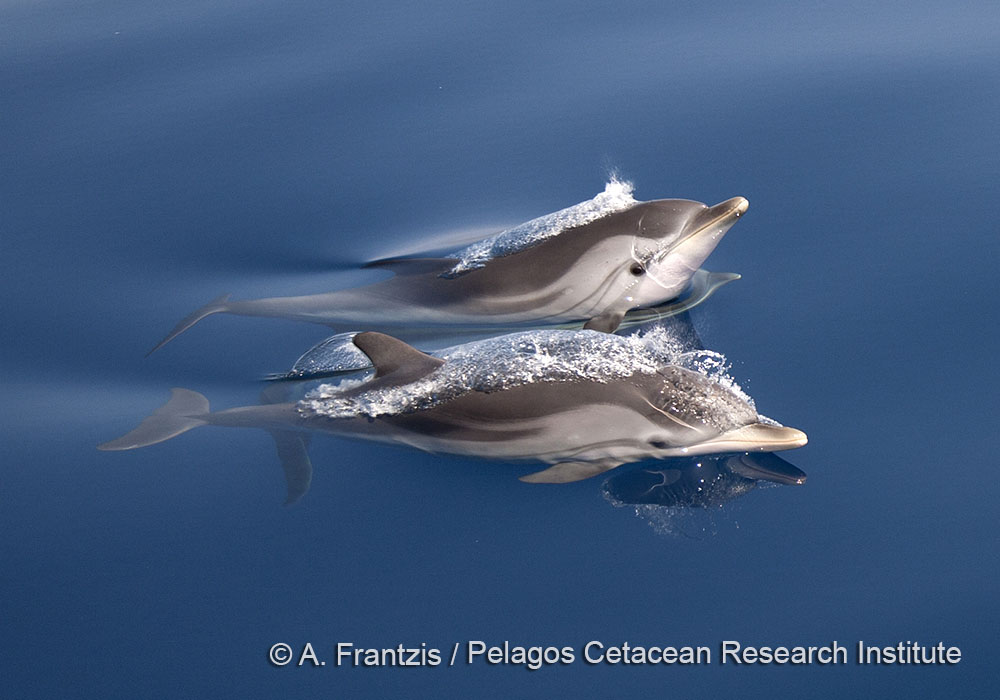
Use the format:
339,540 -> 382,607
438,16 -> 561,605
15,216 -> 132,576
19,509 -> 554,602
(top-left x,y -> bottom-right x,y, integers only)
670,196 -> 749,251
697,423 -> 808,454
650,196 -> 749,279
704,196 -> 749,226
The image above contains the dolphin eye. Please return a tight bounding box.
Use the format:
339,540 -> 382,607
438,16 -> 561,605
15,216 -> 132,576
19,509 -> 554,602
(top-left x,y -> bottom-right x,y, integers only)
629,263 -> 646,276
649,439 -> 669,449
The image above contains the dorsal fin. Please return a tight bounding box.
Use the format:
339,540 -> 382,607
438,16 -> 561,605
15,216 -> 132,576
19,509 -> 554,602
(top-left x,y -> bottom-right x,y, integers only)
362,256 -> 459,276
352,332 -> 444,380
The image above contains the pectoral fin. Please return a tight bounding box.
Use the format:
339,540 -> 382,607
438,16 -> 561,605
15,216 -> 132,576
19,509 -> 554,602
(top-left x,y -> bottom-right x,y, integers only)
269,430 -> 313,505
519,460 -> 622,484
583,308 -> 627,333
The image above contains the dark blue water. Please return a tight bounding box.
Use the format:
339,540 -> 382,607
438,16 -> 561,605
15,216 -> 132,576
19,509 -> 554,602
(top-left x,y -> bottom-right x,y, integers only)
3,1 -> 998,697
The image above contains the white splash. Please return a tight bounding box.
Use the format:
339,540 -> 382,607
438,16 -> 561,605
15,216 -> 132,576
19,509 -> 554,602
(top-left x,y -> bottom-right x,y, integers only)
285,332 -> 370,379
299,325 -> 757,421
445,178 -> 638,276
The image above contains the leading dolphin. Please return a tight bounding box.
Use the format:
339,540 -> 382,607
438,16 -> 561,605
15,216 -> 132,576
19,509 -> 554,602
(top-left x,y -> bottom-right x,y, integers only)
103,329 -> 807,502
148,182 -> 749,354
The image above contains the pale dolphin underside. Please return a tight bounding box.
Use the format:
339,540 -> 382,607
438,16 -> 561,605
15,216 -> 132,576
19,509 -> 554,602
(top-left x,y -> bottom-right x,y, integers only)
103,330 -> 807,503
148,192 -> 749,355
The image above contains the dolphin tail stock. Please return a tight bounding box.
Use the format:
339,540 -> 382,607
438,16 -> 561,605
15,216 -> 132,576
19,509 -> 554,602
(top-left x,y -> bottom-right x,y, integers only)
98,388 -> 209,451
99,388 -> 314,504
146,294 -> 232,356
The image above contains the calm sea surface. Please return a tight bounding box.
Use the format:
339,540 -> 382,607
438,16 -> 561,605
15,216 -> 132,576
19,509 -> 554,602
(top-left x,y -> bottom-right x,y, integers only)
3,1 -> 998,697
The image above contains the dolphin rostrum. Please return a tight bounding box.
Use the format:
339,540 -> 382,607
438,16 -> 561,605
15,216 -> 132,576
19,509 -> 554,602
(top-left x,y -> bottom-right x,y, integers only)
104,328 -> 807,502
148,181 -> 749,354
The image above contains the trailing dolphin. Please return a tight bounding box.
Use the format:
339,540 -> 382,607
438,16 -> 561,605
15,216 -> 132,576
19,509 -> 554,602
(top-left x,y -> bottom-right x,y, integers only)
103,328 -> 807,502
148,181 -> 749,354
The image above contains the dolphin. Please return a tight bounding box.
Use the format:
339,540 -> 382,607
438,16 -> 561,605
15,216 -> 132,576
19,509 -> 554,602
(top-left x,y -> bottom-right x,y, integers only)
103,329 -> 807,502
148,182 -> 749,354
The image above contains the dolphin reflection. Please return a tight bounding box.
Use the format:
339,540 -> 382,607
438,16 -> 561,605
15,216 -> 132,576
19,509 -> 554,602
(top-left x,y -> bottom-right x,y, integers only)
602,452 -> 806,509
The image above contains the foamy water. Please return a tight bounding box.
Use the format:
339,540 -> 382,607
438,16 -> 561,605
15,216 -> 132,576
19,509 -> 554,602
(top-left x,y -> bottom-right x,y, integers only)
445,178 -> 637,276
299,325 -> 759,421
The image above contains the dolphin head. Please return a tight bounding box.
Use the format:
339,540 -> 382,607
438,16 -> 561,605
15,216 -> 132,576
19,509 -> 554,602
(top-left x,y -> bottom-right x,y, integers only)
637,365 -> 807,457
623,196 -> 749,306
